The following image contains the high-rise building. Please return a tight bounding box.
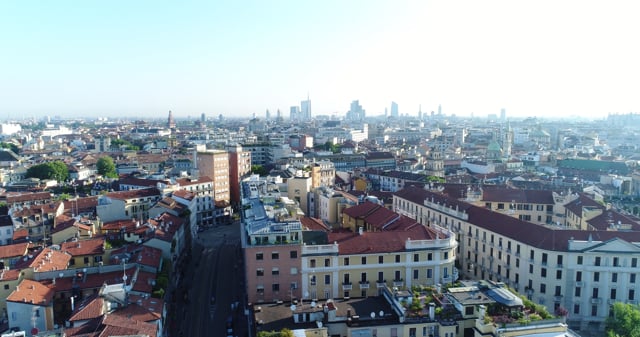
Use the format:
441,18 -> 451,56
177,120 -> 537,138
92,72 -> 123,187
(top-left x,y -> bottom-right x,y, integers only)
290,106 -> 300,121
227,144 -> 252,207
196,150 -> 230,203
200,113 -> 206,123
390,101 -> 399,117
347,100 -> 365,121
167,110 -> 176,129
300,96 -> 311,120
500,108 -> 506,121
265,109 -> 271,120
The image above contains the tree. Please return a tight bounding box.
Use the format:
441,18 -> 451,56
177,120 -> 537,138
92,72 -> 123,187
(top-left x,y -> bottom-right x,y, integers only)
96,156 -> 118,178
251,165 -> 268,176
26,161 -> 69,182
0,142 -> 19,154
606,302 -> 640,337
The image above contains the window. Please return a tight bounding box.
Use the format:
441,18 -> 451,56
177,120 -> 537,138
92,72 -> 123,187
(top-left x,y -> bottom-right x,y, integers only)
632,274 -> 637,284
256,269 -> 264,276
444,251 -> 449,259
379,256 -> 384,264
427,269 -> 433,278
290,251 -> 297,258
390,327 -> 398,337
556,270 -> 562,279
612,273 -> 618,283
256,253 -> 263,260
69,258 -> 75,266
593,288 -> 599,298
541,268 -> 547,278
413,269 -> 419,279
542,253 -> 548,265
575,287 -> 581,297
573,304 -> 580,314
594,272 -> 600,282
428,253 -> 433,261
310,275 -> 316,286
592,305 -> 598,316
290,267 -> 298,275
271,252 -> 279,260
272,268 -> 279,276
3,284 -> 8,290
611,289 -> 617,300
577,256 -> 583,265
84,257 -> 90,264
613,257 -> 619,267
344,257 -> 349,266
576,271 -> 582,282
530,250 -> 534,261
324,259 -> 330,267
595,256 -> 601,266
290,282 -> 297,290
555,286 -> 562,296
529,264 -> 533,274
540,284 -> 546,294
310,259 -> 316,268
394,270 -> 401,281
633,258 -> 638,268
325,275 -> 331,285
629,289 -> 635,301
414,254 -> 419,262
395,255 -> 400,263
272,283 -> 280,292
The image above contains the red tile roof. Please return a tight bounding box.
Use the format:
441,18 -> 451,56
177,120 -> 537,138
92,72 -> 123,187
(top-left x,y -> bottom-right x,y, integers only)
99,314 -> 157,337
105,188 -> 160,201
0,269 -> 20,281
0,242 -> 29,259
24,248 -> 71,272
60,237 -> 105,257
68,294 -> 104,322
7,279 -> 55,306
328,223 -> 437,255
300,217 -> 330,232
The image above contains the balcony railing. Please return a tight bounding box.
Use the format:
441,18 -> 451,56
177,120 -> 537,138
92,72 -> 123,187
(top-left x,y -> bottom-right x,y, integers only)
590,297 -> 602,304
342,282 -> 352,291
393,279 -> 404,287
554,295 -> 563,302
575,281 -> 584,287
376,280 -> 386,288
359,281 -> 370,289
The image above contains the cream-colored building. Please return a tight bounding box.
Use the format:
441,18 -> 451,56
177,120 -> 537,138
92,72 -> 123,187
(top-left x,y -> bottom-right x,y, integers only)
394,185 -> 640,333
301,201 -> 458,301
195,150 -> 230,203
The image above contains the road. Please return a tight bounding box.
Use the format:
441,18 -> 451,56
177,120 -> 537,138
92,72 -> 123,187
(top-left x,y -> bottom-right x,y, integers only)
168,221 -> 247,337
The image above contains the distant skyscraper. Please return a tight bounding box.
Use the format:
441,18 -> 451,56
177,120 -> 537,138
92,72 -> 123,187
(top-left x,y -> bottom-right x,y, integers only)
266,109 -> 271,120
290,106 -> 300,121
438,104 -> 442,115
500,108 -> 506,121
418,105 -> 423,120
167,110 -> 176,129
201,113 -> 206,123
301,95 -> 311,120
347,100 -> 365,121
390,101 -> 399,117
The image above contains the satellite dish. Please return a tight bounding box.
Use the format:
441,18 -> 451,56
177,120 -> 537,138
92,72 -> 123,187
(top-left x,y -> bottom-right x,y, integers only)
379,310 -> 384,317
310,301 -> 317,307
290,304 -> 296,312
370,312 -> 375,318
304,291 -> 310,298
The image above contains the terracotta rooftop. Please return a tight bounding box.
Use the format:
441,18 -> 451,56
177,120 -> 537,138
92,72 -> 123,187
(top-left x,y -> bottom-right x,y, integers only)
148,213 -> 185,242
25,248 -> 71,272
0,242 -> 29,259
104,188 -> 160,201
171,189 -> 195,201
60,237 -> 105,257
2,191 -> 52,204
300,217 -> 330,232
68,294 -> 104,322
328,222 -> 439,255
564,193 -> 603,216
175,176 -> 213,186
99,314 -> 157,337
0,269 -> 20,281
111,301 -> 162,322
62,196 -> 99,215
7,279 -> 54,306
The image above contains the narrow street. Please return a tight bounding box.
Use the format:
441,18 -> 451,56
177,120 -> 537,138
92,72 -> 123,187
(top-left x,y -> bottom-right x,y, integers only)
168,221 -> 246,337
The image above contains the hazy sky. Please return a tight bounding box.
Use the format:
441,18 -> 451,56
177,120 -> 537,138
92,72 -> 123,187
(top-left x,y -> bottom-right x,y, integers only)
1,1 -> 639,120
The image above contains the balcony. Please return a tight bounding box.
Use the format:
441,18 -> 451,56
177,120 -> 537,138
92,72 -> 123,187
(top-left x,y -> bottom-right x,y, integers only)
515,252 -> 521,257
608,299 -> 617,305
342,282 -> 352,291
393,278 -> 404,287
359,281 -> 370,289
575,281 -> 584,287
442,276 -> 452,284
554,295 -> 563,302
590,297 -> 602,304
376,280 -> 386,288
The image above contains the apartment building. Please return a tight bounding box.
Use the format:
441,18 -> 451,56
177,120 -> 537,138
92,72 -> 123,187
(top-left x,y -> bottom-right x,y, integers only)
393,184 -> 640,332
310,160 -> 335,188
96,188 -> 161,223
227,144 -> 252,207
195,150 -> 230,203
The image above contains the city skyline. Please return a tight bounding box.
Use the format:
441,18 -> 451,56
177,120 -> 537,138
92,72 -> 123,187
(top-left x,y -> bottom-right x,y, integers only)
1,1 -> 639,120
